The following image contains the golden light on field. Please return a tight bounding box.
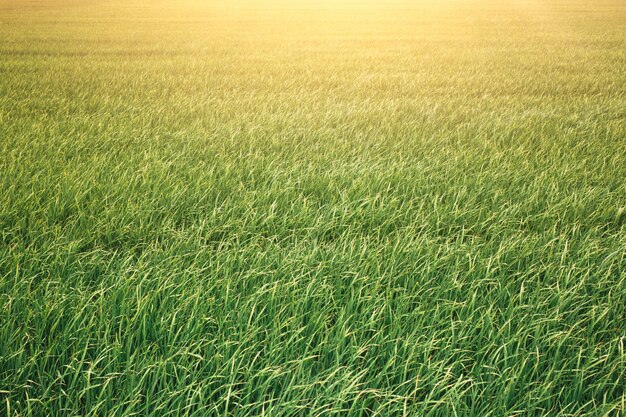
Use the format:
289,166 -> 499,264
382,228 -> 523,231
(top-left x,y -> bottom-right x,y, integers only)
159,0 -> 572,40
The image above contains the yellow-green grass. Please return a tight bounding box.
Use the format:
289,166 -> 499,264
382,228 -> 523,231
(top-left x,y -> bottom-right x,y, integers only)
0,0 -> 624,415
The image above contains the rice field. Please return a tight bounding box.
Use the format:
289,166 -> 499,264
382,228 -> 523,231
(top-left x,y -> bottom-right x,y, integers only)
0,0 -> 625,415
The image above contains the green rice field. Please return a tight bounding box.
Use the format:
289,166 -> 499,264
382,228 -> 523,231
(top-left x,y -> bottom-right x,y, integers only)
0,0 -> 625,415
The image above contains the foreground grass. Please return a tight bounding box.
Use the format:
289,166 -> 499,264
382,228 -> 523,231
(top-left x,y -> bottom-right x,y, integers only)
1,0 -> 625,415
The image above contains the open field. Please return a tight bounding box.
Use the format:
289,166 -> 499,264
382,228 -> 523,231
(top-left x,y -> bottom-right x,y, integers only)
0,0 -> 625,415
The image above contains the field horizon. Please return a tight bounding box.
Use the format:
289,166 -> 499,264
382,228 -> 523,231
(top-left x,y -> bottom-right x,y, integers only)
1,0 -> 625,416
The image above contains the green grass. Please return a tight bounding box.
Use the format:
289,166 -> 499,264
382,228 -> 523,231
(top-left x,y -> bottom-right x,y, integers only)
0,0 -> 625,415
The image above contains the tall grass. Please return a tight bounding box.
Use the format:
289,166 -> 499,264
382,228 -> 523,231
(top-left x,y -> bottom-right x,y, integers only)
0,0 -> 624,415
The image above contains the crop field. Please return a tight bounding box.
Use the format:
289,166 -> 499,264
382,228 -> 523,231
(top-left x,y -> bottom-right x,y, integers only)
0,0 -> 625,415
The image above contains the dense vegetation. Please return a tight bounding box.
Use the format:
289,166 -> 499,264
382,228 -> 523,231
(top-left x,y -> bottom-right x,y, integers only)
0,0 -> 624,415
